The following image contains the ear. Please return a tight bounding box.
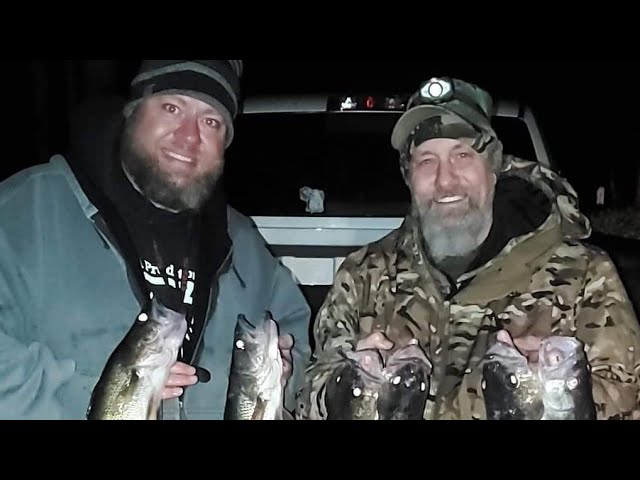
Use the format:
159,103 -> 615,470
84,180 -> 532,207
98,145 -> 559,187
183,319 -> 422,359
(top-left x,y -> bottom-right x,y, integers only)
488,170 -> 497,190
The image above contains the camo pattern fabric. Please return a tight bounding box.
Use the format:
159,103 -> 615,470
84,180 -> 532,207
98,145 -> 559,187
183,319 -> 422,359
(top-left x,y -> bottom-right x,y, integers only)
294,156 -> 640,420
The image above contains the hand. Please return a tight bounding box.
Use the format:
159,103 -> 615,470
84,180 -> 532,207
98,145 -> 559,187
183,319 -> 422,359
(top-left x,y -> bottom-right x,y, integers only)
497,330 -> 544,365
279,334 -> 294,387
162,362 -> 199,400
356,331 -> 394,352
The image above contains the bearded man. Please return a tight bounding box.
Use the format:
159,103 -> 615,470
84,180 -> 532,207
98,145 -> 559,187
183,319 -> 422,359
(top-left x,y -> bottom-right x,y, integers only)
296,77 -> 640,420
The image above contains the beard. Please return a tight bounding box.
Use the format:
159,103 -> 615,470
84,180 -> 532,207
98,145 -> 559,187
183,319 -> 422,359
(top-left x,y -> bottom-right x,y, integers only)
119,124 -> 222,213
416,191 -> 494,264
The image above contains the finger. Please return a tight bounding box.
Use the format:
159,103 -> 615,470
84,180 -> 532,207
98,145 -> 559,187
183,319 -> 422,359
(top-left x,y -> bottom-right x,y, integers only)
282,360 -> 292,375
282,351 -> 293,370
497,330 -> 514,346
166,373 -> 198,388
278,334 -> 294,351
170,362 -> 197,376
280,346 -> 293,362
513,336 -> 544,352
162,387 -> 184,400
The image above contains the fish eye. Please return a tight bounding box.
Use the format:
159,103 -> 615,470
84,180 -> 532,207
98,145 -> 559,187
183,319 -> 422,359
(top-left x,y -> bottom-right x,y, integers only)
235,340 -> 245,351
566,377 -> 579,390
508,374 -> 520,388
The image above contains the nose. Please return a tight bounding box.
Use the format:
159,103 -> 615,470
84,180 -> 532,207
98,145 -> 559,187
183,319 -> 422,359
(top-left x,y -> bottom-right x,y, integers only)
174,115 -> 201,145
434,159 -> 458,191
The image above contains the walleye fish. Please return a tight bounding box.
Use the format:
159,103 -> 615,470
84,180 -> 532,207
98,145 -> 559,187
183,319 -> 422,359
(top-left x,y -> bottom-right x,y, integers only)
481,340 -> 544,420
377,340 -> 432,420
538,336 -> 596,420
325,349 -> 385,420
224,313 -> 285,420
86,299 -> 188,420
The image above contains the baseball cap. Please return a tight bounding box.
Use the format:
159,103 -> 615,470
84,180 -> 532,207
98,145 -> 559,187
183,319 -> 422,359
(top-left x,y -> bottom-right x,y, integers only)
391,77 -> 496,152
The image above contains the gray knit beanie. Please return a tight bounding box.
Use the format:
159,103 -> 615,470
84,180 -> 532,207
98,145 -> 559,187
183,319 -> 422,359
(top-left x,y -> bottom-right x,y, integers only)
124,60 -> 243,148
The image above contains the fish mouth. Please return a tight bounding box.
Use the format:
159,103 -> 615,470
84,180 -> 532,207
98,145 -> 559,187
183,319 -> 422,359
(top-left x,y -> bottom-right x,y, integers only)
538,336 -> 584,381
237,314 -> 257,333
235,314 -> 279,344
486,340 -> 528,363
483,341 -> 532,380
386,340 -> 432,366
345,349 -> 385,384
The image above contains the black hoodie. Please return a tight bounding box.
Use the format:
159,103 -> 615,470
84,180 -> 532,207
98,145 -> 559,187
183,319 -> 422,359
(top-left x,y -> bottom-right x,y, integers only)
435,175 -> 553,288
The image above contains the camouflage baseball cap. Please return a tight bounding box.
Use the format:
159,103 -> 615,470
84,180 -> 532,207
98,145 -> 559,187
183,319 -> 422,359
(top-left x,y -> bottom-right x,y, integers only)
391,77 -> 496,152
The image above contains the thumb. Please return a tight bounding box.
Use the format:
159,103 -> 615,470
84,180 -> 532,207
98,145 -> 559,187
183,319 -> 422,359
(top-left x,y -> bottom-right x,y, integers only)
497,330 -> 515,346
370,331 -> 394,350
278,334 -> 294,351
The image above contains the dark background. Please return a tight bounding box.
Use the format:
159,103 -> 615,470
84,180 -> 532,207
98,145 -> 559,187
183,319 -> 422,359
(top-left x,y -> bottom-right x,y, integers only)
3,59 -> 639,213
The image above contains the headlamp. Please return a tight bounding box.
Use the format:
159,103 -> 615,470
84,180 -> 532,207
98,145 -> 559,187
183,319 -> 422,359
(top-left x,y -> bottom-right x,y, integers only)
405,76 -> 494,121
420,77 -> 454,103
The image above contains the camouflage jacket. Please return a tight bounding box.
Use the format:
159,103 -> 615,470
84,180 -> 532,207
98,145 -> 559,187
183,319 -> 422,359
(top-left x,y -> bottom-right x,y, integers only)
295,157 -> 640,420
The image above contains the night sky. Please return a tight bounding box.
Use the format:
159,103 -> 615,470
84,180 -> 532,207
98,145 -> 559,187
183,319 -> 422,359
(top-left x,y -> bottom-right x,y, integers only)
3,59 -> 638,213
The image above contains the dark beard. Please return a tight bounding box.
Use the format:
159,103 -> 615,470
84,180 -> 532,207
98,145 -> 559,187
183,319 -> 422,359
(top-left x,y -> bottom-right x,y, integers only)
119,125 -> 221,213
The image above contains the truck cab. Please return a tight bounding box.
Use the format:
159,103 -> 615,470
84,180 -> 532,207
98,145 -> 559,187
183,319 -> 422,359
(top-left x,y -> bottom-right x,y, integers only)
223,92 -> 556,322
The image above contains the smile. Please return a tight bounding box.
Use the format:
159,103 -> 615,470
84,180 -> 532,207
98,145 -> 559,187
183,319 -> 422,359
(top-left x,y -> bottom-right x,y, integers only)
163,149 -> 195,164
436,195 -> 465,204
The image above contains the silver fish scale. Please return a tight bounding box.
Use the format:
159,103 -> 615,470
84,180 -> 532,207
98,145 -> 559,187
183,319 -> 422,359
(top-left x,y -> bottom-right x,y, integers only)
91,369 -> 158,420
236,393 -> 259,420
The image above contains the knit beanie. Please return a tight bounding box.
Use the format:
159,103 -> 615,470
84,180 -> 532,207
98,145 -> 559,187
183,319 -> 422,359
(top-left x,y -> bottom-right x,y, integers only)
124,60 -> 243,148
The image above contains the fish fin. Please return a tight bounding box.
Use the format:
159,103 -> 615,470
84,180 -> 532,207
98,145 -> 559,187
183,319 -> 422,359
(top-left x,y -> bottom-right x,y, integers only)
148,404 -> 158,420
274,406 -> 287,421
252,397 -> 266,420
147,391 -> 163,421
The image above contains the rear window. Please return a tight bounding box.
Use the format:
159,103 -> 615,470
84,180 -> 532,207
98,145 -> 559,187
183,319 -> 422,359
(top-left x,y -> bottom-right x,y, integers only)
224,111 -> 537,218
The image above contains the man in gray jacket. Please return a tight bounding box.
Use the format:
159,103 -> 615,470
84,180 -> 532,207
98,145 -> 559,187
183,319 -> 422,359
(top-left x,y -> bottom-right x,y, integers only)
0,60 -> 311,420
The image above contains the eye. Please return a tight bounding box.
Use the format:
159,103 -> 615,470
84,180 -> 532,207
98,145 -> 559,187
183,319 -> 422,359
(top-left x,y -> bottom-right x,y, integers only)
507,374 -> 520,388
163,103 -> 179,114
205,117 -> 223,129
415,155 -> 435,166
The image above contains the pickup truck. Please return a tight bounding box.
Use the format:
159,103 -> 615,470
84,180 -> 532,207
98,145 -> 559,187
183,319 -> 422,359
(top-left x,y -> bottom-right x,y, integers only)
223,92 -> 564,324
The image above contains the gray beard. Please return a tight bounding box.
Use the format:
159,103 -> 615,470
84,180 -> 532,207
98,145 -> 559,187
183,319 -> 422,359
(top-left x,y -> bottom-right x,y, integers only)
119,129 -> 221,213
418,202 -> 494,265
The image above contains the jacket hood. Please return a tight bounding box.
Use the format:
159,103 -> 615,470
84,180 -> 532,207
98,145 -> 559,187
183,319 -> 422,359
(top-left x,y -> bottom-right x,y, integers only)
498,155 -> 591,242
67,95 -> 127,193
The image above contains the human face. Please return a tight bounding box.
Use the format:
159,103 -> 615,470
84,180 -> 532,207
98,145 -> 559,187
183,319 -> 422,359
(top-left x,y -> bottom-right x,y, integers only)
121,94 -> 228,212
408,138 -> 496,261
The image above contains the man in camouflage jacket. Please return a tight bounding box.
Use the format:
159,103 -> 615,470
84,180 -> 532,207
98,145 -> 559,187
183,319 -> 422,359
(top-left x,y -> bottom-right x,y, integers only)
295,77 -> 640,420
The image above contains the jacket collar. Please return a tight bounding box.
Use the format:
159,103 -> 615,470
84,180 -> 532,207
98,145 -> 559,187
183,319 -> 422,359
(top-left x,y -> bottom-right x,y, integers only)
54,153 -> 249,288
